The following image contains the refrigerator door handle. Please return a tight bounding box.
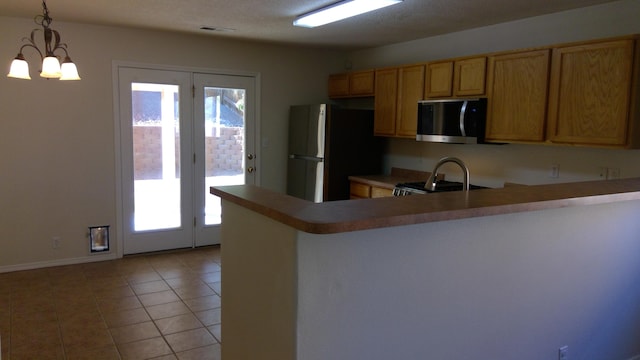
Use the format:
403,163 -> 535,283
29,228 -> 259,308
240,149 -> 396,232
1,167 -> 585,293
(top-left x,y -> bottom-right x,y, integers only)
288,154 -> 324,162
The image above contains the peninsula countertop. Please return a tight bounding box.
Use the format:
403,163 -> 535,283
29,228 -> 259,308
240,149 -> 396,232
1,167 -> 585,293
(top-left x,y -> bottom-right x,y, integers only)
210,177 -> 640,234
348,167 -> 435,190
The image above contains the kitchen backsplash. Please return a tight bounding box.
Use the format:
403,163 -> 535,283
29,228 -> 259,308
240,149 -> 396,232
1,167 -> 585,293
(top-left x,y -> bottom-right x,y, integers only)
383,138 -> 640,188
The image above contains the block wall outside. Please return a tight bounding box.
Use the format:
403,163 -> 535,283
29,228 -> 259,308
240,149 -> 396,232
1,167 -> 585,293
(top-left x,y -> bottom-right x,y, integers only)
133,125 -> 243,180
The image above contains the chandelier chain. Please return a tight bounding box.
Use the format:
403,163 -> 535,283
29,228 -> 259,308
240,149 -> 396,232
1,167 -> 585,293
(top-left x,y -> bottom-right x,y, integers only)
35,1 -> 53,29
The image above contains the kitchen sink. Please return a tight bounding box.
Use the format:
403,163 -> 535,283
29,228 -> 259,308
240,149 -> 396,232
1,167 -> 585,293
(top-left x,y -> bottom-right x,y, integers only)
393,180 -> 489,196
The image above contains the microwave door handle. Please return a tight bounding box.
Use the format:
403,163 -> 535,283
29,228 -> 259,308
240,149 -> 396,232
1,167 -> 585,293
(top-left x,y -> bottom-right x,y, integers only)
459,100 -> 468,136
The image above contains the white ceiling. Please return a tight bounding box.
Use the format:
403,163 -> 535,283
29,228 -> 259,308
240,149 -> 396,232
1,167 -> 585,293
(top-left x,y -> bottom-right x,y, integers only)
0,0 -> 621,50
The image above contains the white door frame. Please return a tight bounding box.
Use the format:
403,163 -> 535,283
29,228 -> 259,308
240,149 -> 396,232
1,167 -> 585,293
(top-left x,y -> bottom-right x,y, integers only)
112,61 -> 261,258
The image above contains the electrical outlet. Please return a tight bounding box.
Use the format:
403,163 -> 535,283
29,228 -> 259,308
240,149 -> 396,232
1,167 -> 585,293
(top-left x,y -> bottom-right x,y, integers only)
559,345 -> 568,360
52,236 -> 61,249
598,167 -> 608,179
550,164 -> 560,178
600,167 -> 621,180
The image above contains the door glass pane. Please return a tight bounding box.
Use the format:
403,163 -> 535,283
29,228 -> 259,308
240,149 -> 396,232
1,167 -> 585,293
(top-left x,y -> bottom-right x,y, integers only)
204,87 -> 246,225
131,83 -> 181,231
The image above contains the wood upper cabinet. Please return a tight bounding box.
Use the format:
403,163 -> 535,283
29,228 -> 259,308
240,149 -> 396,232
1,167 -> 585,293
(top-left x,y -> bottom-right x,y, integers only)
485,49 -> 551,143
425,61 -> 453,97
349,70 -> 375,96
426,57 -> 486,98
454,57 -> 487,96
346,35 -> 640,148
374,65 -> 424,138
547,38 -> 638,147
374,67 -> 399,136
396,64 -> 425,137
328,73 -> 349,97
328,70 -> 375,98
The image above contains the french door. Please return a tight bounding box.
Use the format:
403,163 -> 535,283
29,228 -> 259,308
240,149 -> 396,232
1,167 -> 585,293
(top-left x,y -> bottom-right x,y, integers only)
116,65 -> 257,255
193,73 -> 257,248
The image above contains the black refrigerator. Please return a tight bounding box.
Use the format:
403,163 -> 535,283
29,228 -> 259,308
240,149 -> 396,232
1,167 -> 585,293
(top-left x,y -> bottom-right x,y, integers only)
286,104 -> 383,202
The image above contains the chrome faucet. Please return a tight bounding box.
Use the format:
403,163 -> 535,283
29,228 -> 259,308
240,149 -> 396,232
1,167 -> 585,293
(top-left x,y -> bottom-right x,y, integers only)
425,157 -> 470,191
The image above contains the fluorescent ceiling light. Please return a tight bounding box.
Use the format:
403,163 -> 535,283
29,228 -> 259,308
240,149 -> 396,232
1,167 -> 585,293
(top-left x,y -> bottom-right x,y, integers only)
293,0 -> 403,28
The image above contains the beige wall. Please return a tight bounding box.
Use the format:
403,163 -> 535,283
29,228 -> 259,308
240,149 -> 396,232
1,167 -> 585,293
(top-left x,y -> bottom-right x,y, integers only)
2,0 -> 640,269
0,17 -> 345,269
348,0 -> 640,187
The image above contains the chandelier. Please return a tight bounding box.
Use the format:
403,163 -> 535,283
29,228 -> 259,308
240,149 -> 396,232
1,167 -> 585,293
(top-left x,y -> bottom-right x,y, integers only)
7,1 -> 80,80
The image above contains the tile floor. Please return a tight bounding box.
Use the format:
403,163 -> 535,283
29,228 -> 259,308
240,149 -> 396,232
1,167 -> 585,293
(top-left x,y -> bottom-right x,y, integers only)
0,246 -> 222,360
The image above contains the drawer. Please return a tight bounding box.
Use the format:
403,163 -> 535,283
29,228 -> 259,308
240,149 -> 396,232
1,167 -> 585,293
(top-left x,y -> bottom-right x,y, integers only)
350,182 -> 371,198
371,186 -> 393,198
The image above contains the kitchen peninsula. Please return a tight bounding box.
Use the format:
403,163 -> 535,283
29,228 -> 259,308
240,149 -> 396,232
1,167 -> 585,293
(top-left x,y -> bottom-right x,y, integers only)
211,178 -> 640,360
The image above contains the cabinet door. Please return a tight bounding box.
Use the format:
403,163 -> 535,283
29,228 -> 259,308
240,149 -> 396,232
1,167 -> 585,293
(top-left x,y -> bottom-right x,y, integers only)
486,50 -> 550,142
453,57 -> 486,96
349,70 -> 375,96
328,73 -> 349,98
374,68 -> 399,136
425,61 -> 453,98
396,64 -> 425,138
547,39 -> 634,146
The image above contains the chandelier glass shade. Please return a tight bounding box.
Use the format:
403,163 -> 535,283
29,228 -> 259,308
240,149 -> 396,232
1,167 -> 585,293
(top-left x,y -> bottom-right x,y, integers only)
7,1 -> 80,81
8,54 -> 31,80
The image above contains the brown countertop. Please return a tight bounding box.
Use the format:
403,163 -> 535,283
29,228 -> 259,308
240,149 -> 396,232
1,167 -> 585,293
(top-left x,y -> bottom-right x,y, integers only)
348,167 -> 434,189
210,178 -> 640,235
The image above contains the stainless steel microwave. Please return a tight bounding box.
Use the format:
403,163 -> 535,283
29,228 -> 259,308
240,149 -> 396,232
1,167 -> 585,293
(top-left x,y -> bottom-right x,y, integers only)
416,98 -> 487,144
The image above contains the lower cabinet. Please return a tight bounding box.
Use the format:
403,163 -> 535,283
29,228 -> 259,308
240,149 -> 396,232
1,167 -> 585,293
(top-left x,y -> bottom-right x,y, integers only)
349,181 -> 393,199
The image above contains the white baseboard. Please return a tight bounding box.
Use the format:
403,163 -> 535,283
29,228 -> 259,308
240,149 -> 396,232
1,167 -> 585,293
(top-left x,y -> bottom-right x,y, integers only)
0,252 -> 119,274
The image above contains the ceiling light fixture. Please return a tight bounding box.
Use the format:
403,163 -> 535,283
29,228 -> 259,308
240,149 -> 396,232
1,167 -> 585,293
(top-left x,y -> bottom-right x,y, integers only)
200,26 -> 236,33
293,0 -> 403,28
7,0 -> 80,80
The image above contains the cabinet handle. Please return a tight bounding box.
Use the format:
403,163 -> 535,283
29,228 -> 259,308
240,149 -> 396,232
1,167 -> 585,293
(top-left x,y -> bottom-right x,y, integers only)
247,154 -> 255,160
247,166 -> 255,173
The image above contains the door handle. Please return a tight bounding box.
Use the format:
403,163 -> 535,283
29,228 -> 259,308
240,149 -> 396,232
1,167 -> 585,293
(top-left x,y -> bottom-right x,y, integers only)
247,154 -> 255,160
247,166 -> 255,173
